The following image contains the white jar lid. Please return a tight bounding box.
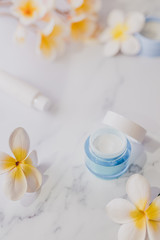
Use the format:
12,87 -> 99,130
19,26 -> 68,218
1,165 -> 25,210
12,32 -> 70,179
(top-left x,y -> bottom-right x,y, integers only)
102,111 -> 146,143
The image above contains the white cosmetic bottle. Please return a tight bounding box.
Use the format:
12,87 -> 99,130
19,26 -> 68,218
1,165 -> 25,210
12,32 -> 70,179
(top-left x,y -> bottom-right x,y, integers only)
0,71 -> 51,111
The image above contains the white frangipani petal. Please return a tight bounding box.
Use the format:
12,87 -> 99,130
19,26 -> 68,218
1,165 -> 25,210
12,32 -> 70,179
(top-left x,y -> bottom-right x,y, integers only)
23,150 -> 38,166
9,127 -> 30,161
70,0 -> 83,9
121,35 -> 141,55
126,174 -> 150,211
21,164 -> 42,192
118,221 -> 146,240
4,167 -> 27,201
126,12 -> 145,33
104,40 -> 120,57
41,0 -> 55,11
70,0 -> 101,14
70,14 -> 85,23
107,9 -> 125,27
42,17 -> 55,35
99,28 -> 111,43
147,220 -> 160,240
35,0 -> 54,19
106,198 -> 138,224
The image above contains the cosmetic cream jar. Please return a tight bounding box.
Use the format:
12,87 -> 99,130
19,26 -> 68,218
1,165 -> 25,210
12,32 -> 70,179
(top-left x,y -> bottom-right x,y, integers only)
84,111 -> 146,180
136,17 -> 160,57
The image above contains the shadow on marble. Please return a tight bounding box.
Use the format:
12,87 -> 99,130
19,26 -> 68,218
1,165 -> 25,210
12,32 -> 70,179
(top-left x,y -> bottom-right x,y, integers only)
143,135 -> 160,153
151,186 -> 160,202
124,141 -> 147,177
47,101 -> 59,115
124,134 -> 160,178
20,161 -> 51,207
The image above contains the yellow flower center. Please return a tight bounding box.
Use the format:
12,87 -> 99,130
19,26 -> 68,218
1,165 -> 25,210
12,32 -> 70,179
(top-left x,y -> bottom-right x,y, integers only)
16,161 -> 20,166
130,200 -> 160,230
137,199 -> 148,211
130,209 -> 146,229
111,23 -> 128,41
18,0 -> 38,18
12,147 -> 28,161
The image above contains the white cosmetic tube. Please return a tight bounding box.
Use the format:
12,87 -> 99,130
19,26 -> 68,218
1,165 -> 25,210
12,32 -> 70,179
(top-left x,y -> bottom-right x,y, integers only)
0,71 -> 52,111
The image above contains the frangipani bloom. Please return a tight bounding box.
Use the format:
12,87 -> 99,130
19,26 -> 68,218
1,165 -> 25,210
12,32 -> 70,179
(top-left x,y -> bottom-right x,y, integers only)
69,0 -> 101,16
0,128 -> 42,201
12,0 -> 54,25
106,174 -> 160,240
70,15 -> 97,42
100,10 -> 145,57
37,21 -> 66,59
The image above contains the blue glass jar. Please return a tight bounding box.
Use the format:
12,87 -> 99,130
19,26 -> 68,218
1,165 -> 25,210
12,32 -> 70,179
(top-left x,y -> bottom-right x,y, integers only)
136,17 -> 160,57
84,111 -> 146,180
84,127 -> 131,180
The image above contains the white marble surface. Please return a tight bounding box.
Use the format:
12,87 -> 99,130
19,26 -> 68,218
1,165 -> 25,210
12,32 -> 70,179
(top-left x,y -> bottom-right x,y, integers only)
0,0 -> 160,239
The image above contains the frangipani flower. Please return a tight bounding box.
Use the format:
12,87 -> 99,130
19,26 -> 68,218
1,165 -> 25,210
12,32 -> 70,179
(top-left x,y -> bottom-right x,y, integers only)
69,0 -> 101,16
70,15 -> 97,42
0,128 -> 42,201
106,174 -> 160,240
100,9 -> 145,57
12,0 -> 54,25
37,20 -> 66,59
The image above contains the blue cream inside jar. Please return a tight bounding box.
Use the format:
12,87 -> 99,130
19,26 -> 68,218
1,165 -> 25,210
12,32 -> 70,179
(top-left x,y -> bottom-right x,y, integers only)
84,127 -> 131,179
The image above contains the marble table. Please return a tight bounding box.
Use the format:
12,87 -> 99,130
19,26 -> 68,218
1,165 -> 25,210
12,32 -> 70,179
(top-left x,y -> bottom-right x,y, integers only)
0,0 -> 160,239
